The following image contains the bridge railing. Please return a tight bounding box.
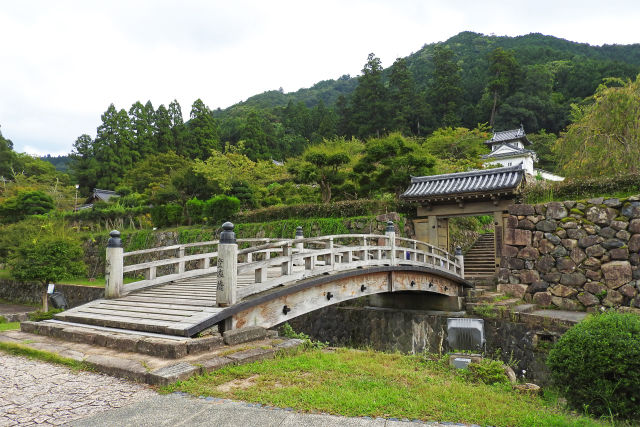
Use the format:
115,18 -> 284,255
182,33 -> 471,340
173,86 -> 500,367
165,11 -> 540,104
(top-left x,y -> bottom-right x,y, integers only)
104,221 -> 463,300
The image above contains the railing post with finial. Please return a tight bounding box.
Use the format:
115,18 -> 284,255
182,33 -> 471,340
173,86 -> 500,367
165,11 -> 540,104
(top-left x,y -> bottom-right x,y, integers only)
217,222 -> 238,307
295,226 -> 304,253
455,246 -> 464,278
385,221 -> 396,266
105,230 -> 123,299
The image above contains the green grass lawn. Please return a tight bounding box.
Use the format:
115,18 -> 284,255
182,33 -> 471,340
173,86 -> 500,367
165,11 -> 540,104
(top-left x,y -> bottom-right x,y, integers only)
164,348 -> 606,427
0,322 -> 20,331
0,269 -> 141,288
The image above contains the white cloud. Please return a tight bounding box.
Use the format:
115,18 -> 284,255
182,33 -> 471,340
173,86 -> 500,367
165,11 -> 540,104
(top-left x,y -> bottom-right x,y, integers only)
1,0 -> 639,155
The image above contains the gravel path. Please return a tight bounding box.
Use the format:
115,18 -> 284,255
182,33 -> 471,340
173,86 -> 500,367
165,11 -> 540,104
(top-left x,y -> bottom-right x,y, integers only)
0,354 -> 154,426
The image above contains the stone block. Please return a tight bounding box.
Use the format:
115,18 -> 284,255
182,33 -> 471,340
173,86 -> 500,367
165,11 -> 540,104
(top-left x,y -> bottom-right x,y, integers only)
536,220 -> 557,232
503,245 -> 519,258
610,247 -> 629,260
558,298 -> 582,311
556,257 -> 576,274
273,338 -> 304,353
621,202 -> 640,219
497,283 -> 528,298
148,363 -> 200,386
603,289 -> 624,307
569,248 -> 587,264
526,280 -> 549,294
567,228 -> 587,240
564,201 -> 576,209
541,272 -> 561,283
604,198 -> 622,208
629,234 -> 640,252
505,257 -> 525,270
582,257 -> 600,270
538,239 -> 555,254
602,261 -> 632,289
223,326 -> 268,346
85,355 -> 149,383
560,272 -> 587,287
561,239 -> 577,250
629,219 -> 640,234
199,356 -> 235,373
19,321 -> 38,334
550,284 -> 578,298
619,284 -> 637,298
631,253 -> 640,265
137,338 -> 187,359
105,334 -> 140,353
586,206 -> 617,225
583,224 -> 599,235
556,229 -> 567,239
533,291 -> 552,306
506,215 -> 518,228
187,335 -> 224,354
578,235 -> 600,248
612,220 -> 629,231
518,219 -> 535,230
227,347 -> 276,364
561,221 -> 578,229
551,246 -> 568,257
585,270 -> 602,281
585,245 -> 606,258
536,255 -> 555,273
544,233 -> 561,245
587,197 -> 604,205
504,228 -> 532,246
597,227 -> 616,239
519,270 -> 540,284
546,202 -> 568,219
497,268 -> 510,283
577,292 -> 599,307
518,246 -> 539,260
602,238 -> 624,250
509,204 -> 535,216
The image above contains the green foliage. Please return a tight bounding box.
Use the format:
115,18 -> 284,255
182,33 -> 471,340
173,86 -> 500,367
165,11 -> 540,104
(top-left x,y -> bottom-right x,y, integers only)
8,235 -> 86,286
522,173 -> 640,203
234,199 -> 400,223
203,195 -> 241,225
28,308 -> 64,322
556,75 -> 640,178
185,197 -> 204,224
279,323 -> 327,350
461,358 -> 511,385
0,190 -> 55,223
354,133 -> 436,196
547,311 -> 640,419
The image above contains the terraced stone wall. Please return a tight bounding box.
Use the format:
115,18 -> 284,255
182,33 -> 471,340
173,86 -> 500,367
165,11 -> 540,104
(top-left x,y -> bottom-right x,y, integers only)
499,196 -> 640,311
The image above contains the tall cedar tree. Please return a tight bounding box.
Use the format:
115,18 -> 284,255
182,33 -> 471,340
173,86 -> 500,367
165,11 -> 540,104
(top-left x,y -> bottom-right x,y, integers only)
486,48 -> 520,127
186,99 -> 220,160
351,53 -> 389,138
429,46 -> 462,127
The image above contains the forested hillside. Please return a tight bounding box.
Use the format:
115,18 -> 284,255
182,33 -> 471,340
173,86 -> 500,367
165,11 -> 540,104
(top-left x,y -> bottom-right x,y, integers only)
1,31 -> 639,230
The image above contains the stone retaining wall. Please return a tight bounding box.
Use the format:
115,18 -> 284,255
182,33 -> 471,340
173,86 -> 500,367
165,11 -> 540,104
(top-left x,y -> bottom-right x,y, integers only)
286,305 -> 570,386
500,196 -> 640,311
0,279 -> 103,308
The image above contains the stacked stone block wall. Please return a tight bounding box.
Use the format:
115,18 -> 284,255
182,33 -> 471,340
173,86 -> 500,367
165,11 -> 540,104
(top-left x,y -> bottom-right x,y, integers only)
500,196 -> 640,311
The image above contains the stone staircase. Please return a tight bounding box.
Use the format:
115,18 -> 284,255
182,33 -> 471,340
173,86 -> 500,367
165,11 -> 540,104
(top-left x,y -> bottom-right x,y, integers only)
463,233 -> 496,285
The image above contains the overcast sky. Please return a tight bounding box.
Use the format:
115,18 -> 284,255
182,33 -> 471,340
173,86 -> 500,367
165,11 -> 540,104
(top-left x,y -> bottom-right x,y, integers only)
1,0 -> 639,156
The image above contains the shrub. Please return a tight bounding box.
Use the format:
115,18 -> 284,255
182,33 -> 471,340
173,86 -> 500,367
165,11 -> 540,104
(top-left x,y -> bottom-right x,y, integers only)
165,203 -> 183,226
185,198 -> 204,224
204,195 -> 241,225
523,173 -> 640,203
150,205 -> 168,228
546,311 -> 640,419
461,358 -> 510,385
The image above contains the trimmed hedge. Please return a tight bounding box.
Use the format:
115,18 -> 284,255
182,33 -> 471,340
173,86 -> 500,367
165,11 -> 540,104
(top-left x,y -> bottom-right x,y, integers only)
523,173 -> 640,203
234,199 -> 412,223
547,311 -> 640,419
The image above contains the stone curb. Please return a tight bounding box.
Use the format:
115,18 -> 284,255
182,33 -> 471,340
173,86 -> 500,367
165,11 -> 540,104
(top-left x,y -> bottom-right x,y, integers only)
20,321 -> 225,359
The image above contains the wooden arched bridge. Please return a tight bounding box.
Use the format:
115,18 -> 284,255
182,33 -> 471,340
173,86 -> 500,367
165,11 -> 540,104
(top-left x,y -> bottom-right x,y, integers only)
56,222 -> 470,337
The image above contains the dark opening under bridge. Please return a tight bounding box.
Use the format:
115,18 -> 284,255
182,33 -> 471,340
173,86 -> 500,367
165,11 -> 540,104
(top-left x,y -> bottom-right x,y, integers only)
57,222 -> 470,337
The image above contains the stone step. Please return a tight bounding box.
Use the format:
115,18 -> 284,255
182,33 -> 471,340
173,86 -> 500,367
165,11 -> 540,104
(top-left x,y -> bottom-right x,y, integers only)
20,320 -> 228,359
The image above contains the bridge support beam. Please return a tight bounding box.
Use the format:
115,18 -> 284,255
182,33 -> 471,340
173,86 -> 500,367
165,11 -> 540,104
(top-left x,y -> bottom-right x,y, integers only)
217,222 -> 238,308
105,230 -> 123,299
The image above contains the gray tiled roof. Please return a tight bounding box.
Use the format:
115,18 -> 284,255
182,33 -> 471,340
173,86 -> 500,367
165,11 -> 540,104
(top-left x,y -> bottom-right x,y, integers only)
401,165 -> 524,200
485,126 -> 531,146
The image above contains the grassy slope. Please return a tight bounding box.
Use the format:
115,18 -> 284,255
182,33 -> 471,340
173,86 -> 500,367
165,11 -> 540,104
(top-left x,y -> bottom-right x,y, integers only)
164,348 -> 605,427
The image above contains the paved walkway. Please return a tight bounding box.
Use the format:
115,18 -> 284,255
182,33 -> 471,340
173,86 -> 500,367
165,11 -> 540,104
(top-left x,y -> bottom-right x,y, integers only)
0,354 -> 153,426
0,354 -> 475,427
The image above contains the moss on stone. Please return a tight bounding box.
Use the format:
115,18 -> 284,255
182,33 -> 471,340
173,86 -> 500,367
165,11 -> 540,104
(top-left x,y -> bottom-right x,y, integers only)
570,208 -> 585,216
560,217 -> 575,223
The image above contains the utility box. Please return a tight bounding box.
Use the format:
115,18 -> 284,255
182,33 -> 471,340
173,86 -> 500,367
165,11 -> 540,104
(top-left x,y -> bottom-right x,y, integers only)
49,292 -> 68,310
447,318 -> 485,352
